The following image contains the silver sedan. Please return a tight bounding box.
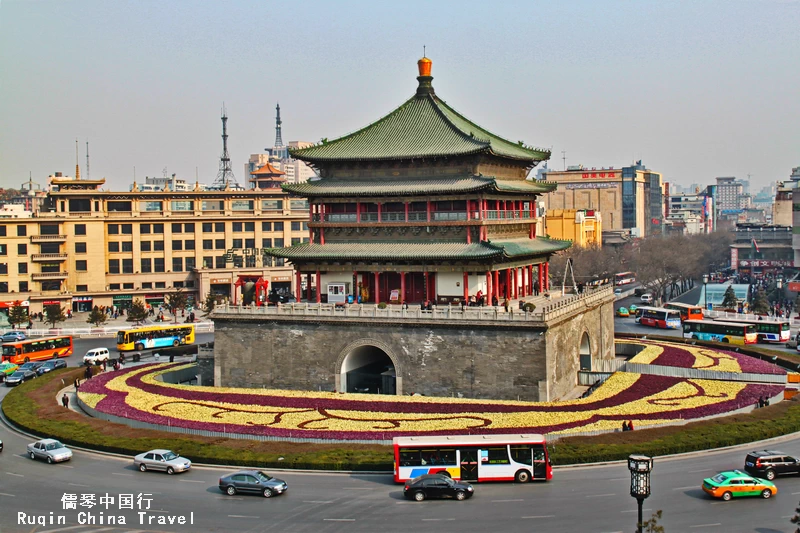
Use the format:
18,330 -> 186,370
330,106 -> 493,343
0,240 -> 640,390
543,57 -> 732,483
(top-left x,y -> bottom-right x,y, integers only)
134,449 -> 192,474
27,439 -> 72,464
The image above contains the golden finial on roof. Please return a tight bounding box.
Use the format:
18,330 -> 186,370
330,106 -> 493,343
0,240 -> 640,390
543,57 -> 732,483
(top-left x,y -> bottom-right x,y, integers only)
131,181 -> 139,192
417,52 -> 432,77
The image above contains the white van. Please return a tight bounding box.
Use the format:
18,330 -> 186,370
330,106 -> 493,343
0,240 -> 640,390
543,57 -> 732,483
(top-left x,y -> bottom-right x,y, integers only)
83,347 -> 110,365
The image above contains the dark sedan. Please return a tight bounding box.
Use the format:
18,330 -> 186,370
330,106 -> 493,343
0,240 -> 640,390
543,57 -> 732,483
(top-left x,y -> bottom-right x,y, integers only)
403,474 -> 474,501
37,359 -> 67,375
5,370 -> 36,387
18,362 -> 44,373
219,470 -> 288,498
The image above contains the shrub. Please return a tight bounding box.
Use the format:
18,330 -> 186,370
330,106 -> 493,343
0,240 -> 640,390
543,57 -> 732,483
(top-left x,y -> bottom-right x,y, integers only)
377,302 -> 388,309
523,303 -> 536,313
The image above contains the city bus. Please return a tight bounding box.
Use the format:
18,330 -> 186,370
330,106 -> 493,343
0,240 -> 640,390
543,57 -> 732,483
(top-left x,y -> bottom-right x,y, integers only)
393,434 -> 551,484
683,320 -> 758,345
1,336 -> 74,364
116,324 -> 195,352
614,272 -> 636,286
665,302 -> 704,322
712,318 -> 791,344
637,307 -> 682,329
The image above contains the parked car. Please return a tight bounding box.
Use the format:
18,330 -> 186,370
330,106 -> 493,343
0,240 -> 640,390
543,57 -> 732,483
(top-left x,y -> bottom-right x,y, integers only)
786,332 -> 800,350
640,294 -> 653,304
27,439 -> 72,464
403,474 -> 474,501
83,347 -> 111,365
0,437 -> 3,452
702,470 -> 776,500
617,307 -> 630,318
0,362 -> 18,382
37,359 -> 67,375
18,361 -> 44,373
614,288 -> 622,296
745,450 -> 800,480
5,369 -> 36,387
219,470 -> 288,497
1,331 -> 26,342
134,449 -> 192,474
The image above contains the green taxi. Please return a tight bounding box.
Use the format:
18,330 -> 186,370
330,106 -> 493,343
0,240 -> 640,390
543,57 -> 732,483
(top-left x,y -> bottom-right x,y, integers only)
616,307 -> 630,318
0,362 -> 19,383
628,304 -> 638,314
702,470 -> 776,501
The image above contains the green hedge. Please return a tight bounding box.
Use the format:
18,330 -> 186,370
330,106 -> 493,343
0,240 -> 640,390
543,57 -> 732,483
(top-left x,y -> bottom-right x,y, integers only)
4,355 -> 799,470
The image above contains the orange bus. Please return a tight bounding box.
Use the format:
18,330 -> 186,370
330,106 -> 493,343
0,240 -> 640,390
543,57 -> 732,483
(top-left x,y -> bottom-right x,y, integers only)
665,302 -> 704,322
1,336 -> 73,364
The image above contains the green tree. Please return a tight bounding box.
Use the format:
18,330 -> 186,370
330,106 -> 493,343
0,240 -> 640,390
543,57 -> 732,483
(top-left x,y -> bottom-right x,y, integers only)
791,500 -> 800,532
202,291 -> 218,316
127,299 -> 149,325
43,304 -> 67,328
86,306 -> 108,327
752,289 -> 771,315
8,301 -> 28,328
721,285 -> 738,309
165,288 -> 188,323
640,509 -> 665,533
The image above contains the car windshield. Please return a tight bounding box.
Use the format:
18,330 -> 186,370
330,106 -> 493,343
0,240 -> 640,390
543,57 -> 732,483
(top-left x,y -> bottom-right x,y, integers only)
10,372 -> 24,378
256,471 -> 273,481
711,474 -> 728,483
162,451 -> 178,461
45,441 -> 64,451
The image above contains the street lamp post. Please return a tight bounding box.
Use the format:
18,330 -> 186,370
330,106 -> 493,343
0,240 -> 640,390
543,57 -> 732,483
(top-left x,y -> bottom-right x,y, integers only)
702,274 -> 709,311
629,454 -> 654,533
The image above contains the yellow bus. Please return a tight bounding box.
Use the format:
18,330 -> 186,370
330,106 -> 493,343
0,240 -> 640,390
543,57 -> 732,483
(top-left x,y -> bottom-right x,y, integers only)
116,324 -> 195,352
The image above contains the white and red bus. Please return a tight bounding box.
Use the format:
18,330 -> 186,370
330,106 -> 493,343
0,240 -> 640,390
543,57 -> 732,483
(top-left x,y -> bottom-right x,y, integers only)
614,272 -> 636,286
636,306 -> 682,329
393,434 -> 551,484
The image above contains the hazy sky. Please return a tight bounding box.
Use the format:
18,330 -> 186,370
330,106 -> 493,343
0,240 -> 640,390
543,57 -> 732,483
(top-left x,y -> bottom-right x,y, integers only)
1,0 -> 798,192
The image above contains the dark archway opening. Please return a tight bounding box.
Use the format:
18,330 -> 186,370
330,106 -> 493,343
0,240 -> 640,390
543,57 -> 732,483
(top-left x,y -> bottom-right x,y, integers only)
341,345 -> 396,395
579,332 -> 592,371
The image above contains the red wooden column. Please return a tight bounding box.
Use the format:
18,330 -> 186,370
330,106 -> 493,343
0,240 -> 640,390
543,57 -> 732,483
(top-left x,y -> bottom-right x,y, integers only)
493,270 -> 500,303
400,272 -> 406,303
377,202 -> 382,222
404,202 -> 409,222
295,271 -> 302,300
486,271 -> 492,302
306,273 -> 312,301
466,200 -> 471,221
544,262 -> 549,290
528,265 -> 534,294
374,272 -> 380,303
537,264 -> 544,293
520,267 -> 527,297
353,271 -> 358,301
356,202 -> 361,223
505,269 -> 511,299
423,271 -> 429,301
315,270 -> 321,303
519,201 -> 524,218
513,268 -> 518,299
466,226 -> 472,244
463,272 -> 469,302
426,200 -> 432,222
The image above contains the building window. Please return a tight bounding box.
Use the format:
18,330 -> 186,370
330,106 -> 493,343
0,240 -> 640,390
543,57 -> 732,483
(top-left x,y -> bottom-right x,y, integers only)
215,256 -> 226,268
291,222 -> 301,231
68,199 -> 91,212
76,260 -> 87,271
231,200 -> 253,211
184,223 -> 194,232
108,242 -> 120,253
154,241 -> 165,251
153,224 -> 164,233
107,201 -> 132,212
122,224 -> 132,235
233,222 -> 243,232
0,282 -> 7,293
172,223 -> 183,233
262,238 -> 272,248
17,225 -> 27,237
184,240 -> 195,250
74,224 -> 86,235
108,224 -> 119,235
122,241 -> 133,252
274,222 -> 284,231
245,222 -> 255,231
215,239 -> 225,249
172,240 -> 183,251
172,257 -> 183,272
174,281 -> 184,288
245,238 -> 255,248
122,259 -> 133,274
76,285 -> 88,292
19,281 -> 28,292
171,201 -> 194,212
141,258 -> 152,273
203,222 -> 213,232
290,199 -> 309,210
262,199 -> 282,210
0,244 -> 5,256
155,281 -> 166,289
109,284 -> 120,290
274,238 -> 284,247
185,280 -> 195,288
202,200 -> 224,211
215,222 -> 224,232
141,224 -> 151,234
185,257 -> 195,270
141,241 -> 151,252
39,224 -> 59,235
75,242 -> 87,253
141,201 -> 163,212
17,243 -> 27,255
276,258 -> 285,267
123,283 -> 134,290
203,256 -> 214,268
262,222 -> 271,231
18,263 -> 27,274
0,264 -> 7,275
203,239 -> 213,250
0,225 -> 5,237
154,258 -> 165,272
233,239 -> 243,248
108,259 -> 120,274
291,237 -> 301,245
142,282 -> 153,289
40,243 -> 59,254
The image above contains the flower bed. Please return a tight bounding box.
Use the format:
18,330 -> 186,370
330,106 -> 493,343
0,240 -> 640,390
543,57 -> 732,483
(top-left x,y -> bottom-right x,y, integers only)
627,340 -> 786,375
78,357 -> 782,441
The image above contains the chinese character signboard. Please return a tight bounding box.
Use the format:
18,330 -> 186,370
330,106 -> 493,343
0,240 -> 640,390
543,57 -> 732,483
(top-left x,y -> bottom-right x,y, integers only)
738,260 -> 793,267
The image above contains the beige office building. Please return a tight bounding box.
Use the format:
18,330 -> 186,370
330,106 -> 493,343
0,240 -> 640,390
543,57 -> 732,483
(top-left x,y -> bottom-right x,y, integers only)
0,175 -> 309,314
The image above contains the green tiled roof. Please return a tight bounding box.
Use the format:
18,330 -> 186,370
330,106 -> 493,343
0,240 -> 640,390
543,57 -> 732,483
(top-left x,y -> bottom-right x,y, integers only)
290,89 -> 550,165
266,238 -> 570,262
283,176 -> 557,197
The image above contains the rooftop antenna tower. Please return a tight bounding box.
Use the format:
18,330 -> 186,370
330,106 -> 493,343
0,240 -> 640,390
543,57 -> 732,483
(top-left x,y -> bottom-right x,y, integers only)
274,103 -> 283,148
212,103 -> 240,189
75,139 -> 81,179
86,140 -> 90,180
561,150 -> 566,170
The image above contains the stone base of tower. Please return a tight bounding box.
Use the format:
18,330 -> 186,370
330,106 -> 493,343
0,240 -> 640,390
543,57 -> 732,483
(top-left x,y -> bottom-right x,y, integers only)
211,288 -> 615,402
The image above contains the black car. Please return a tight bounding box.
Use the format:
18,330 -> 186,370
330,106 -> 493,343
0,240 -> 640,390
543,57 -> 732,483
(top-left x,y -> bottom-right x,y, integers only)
37,360 -> 67,375
218,470 -> 288,498
5,370 -> 36,387
18,362 -> 44,373
403,474 -> 474,501
745,450 -> 800,480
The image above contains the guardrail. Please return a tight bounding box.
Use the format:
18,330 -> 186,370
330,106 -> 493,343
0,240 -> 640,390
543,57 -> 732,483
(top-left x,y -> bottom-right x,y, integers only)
0,321 -> 215,338
625,362 -> 787,384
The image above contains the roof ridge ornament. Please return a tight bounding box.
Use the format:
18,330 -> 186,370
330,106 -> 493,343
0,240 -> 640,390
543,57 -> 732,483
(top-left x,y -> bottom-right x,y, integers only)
416,55 -> 434,97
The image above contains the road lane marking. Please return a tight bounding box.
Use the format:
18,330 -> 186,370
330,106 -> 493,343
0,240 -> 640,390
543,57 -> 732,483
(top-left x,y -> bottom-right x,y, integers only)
303,500 -> 334,504
112,472 -> 133,476
422,518 -> 456,521
228,515 -> 260,519
492,499 -> 524,502
688,469 -> 712,473
672,486 -> 699,490
59,465 -> 74,468
341,487 -> 371,490
179,479 -> 206,483
792,492 -> 800,495
522,515 -> 555,519
215,497 -> 244,500
324,519 -> 356,522
6,472 -> 23,477
586,493 -> 615,497
0,492 -> 15,497
621,509 -> 651,514
689,524 -> 722,528
68,482 -> 89,487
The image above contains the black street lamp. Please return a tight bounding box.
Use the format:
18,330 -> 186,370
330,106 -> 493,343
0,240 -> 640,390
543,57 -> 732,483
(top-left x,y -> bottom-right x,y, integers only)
702,274 -> 709,311
629,454 -> 654,533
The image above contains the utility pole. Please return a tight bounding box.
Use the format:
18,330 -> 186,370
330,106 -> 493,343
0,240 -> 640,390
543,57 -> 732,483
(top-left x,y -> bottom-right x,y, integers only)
561,150 -> 567,170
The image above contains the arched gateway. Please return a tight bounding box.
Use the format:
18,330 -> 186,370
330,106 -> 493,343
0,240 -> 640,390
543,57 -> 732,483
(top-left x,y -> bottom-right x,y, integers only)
336,340 -> 401,395
579,331 -> 592,371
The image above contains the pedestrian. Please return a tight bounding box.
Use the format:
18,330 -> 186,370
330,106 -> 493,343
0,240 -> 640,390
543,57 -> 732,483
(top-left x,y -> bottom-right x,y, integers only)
533,281 -> 540,296
102,359 -> 107,372
758,396 -> 764,408
84,365 -> 92,380
119,353 -> 125,365
628,420 -> 634,431
74,378 -> 80,392
503,299 -> 510,313
621,421 -> 628,432
61,393 -> 69,408
492,295 -> 499,307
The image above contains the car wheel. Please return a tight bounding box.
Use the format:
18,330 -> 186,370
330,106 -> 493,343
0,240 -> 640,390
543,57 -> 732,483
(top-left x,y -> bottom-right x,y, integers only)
47,456 -> 53,464
226,486 -> 237,496
135,343 -> 144,351
765,470 -> 776,481
24,357 -> 29,363
29,452 -> 35,460
263,488 -> 273,498
139,463 -> 147,472
762,489 -> 772,499
52,353 -> 58,359
173,340 -> 180,347
414,491 -> 426,502
515,470 -> 531,483
455,491 -> 466,501
166,466 -> 175,475
722,491 -> 732,501
721,338 -> 729,343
